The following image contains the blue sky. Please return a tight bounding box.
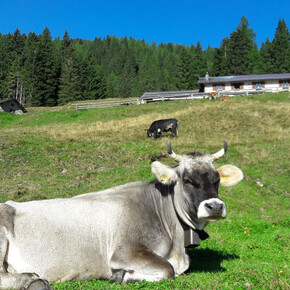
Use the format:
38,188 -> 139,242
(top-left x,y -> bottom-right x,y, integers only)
0,0 -> 289,48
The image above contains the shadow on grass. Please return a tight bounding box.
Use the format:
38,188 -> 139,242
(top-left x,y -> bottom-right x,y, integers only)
186,248 -> 239,273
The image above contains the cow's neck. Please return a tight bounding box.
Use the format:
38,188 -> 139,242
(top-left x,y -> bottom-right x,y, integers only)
147,181 -> 184,239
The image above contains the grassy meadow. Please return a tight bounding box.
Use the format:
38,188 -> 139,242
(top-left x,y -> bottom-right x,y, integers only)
0,92 -> 289,289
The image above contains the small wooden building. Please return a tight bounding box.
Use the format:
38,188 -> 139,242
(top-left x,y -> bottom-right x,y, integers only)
0,99 -> 27,114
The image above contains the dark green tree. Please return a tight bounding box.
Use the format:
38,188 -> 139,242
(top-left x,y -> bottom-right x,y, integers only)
33,27 -> 59,106
0,33 -> 12,98
7,60 -> 25,103
119,38 -> 138,97
134,42 -> 160,94
258,38 -> 274,73
11,29 -> 26,61
174,46 -> 191,90
0,30 -> 26,99
272,19 -> 290,73
156,43 -> 177,91
204,45 -> 216,75
227,16 -> 259,75
58,56 -> 82,105
188,41 -> 207,89
213,37 -> 230,76
58,31 -> 83,105
106,72 -> 120,98
83,54 -> 106,100
22,32 -> 39,105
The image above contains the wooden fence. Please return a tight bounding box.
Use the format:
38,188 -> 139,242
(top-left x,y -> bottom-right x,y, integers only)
72,99 -> 140,110
72,88 -> 282,110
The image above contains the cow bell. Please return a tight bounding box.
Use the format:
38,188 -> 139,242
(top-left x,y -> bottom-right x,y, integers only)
184,228 -> 209,248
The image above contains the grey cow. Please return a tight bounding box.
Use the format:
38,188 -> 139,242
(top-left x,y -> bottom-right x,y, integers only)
0,142 -> 243,289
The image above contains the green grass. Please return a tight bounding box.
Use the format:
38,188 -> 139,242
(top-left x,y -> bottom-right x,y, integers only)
0,92 -> 289,289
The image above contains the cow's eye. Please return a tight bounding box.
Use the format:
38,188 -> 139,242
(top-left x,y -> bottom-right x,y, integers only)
192,180 -> 200,188
184,179 -> 200,188
213,178 -> 220,186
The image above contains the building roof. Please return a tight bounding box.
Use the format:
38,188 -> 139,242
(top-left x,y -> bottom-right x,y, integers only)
198,73 -> 290,84
140,90 -> 200,100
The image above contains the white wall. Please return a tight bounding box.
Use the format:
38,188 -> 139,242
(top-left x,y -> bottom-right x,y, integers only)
203,80 -> 289,93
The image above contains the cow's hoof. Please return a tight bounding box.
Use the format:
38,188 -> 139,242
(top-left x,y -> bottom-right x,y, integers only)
26,278 -> 52,290
110,269 -> 126,283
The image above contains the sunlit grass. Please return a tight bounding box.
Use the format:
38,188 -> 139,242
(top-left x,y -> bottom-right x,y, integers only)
0,92 -> 289,288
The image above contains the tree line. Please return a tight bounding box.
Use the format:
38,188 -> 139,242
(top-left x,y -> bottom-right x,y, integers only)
0,16 -> 289,106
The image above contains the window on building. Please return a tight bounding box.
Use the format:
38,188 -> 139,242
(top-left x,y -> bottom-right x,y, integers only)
214,84 -> 225,91
282,81 -> 289,88
255,83 -> 262,89
233,83 -> 243,89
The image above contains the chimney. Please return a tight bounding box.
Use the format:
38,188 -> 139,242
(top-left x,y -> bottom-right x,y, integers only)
205,72 -> 209,81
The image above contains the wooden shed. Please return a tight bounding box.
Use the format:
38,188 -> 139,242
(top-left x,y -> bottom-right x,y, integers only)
0,99 -> 27,114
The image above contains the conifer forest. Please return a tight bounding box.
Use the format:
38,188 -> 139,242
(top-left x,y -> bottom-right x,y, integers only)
0,17 -> 289,106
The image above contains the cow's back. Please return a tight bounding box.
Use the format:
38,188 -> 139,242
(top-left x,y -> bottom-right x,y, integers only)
3,182 -> 171,282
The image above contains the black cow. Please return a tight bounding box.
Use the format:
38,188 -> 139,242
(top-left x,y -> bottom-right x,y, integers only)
147,118 -> 178,139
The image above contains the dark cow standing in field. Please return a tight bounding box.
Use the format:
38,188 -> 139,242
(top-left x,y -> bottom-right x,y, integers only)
147,118 -> 178,139
0,142 -> 243,289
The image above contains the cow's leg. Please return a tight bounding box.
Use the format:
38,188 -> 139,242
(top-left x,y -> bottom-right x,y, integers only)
170,125 -> 178,137
153,130 -> 159,139
0,272 -> 51,290
110,246 -> 174,283
0,229 -> 51,289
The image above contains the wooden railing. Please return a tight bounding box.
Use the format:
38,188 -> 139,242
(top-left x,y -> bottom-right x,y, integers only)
72,99 -> 140,110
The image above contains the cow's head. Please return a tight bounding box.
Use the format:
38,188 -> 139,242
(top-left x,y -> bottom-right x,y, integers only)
146,129 -> 153,137
151,141 -> 243,230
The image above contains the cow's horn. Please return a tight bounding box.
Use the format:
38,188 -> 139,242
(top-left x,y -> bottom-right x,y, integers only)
167,141 -> 182,162
212,140 -> 228,161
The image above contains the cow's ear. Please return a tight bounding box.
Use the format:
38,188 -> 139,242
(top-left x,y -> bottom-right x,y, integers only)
217,165 -> 243,187
151,161 -> 178,185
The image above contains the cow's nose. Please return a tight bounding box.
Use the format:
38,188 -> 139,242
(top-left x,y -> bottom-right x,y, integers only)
205,202 -> 224,214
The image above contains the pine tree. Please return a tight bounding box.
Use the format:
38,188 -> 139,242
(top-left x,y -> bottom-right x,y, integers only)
119,39 -> 138,97
258,38 -> 274,73
22,32 -> 39,106
106,72 -> 120,98
104,36 -> 125,75
188,41 -> 207,89
157,43 -> 177,91
134,42 -> 160,94
212,38 -> 230,76
82,54 -> 106,100
58,56 -> 82,104
7,60 -> 25,103
272,19 -> 290,73
0,33 -> 13,98
11,29 -> 26,60
0,30 -> 26,99
33,27 -> 59,106
175,46 -> 191,90
204,46 -> 216,75
58,31 -> 82,105
227,16 -> 259,75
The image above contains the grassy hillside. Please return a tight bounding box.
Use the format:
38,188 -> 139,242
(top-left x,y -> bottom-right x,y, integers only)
0,92 -> 289,289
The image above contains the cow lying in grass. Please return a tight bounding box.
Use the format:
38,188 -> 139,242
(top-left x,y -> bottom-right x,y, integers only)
0,141 -> 243,289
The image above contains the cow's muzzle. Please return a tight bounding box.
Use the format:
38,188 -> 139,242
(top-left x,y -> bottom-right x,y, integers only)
197,198 -> 226,220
